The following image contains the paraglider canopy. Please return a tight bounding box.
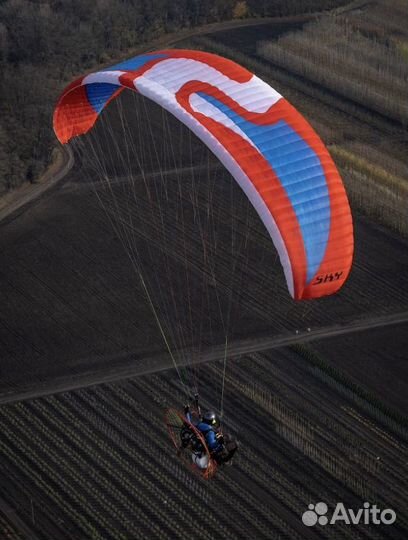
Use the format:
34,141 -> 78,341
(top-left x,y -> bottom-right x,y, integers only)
54,49 -> 353,300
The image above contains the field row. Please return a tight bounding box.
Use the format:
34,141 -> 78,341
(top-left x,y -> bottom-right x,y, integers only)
1,337 -> 407,539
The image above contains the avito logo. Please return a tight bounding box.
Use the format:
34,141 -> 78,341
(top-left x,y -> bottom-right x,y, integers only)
302,502 -> 396,526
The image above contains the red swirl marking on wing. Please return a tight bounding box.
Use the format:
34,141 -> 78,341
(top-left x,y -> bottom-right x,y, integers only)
176,81 -> 307,297
177,81 -> 353,298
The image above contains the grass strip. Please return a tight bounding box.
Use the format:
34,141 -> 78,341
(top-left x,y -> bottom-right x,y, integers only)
331,145 -> 408,197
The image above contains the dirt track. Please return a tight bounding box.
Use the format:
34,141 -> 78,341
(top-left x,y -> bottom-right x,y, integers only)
0,146 -> 74,225
1,308 -> 407,407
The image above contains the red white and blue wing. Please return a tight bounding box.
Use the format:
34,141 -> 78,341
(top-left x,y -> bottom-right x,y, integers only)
53,49 -> 353,300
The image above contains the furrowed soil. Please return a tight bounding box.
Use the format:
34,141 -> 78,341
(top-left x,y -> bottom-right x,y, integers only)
0,355 -> 406,539
0,7 -> 407,540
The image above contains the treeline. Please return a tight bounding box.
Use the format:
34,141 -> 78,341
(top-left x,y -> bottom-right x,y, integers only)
0,0 -> 349,194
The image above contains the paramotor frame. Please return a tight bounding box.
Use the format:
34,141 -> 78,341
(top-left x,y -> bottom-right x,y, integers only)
164,407 -> 218,479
